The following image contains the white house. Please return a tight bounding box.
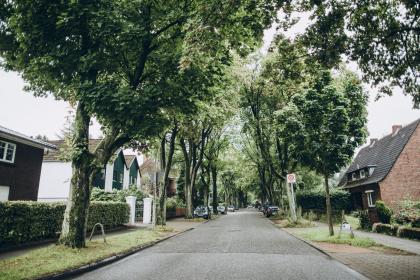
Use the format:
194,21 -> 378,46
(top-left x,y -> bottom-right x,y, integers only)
38,139 -> 141,202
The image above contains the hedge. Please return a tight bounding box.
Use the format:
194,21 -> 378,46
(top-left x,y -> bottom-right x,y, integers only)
0,201 -> 129,246
296,189 -> 352,212
372,223 -> 398,236
397,227 -> 420,240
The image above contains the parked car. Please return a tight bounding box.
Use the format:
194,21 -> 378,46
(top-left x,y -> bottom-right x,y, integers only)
234,205 -> 239,210
247,205 -> 253,209
227,205 -> 235,212
194,206 -> 210,219
217,205 -> 226,214
265,205 -> 279,217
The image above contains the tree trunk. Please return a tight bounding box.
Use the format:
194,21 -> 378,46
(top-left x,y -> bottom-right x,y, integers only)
324,175 -> 334,236
157,125 -> 178,225
211,166 -> 218,214
59,102 -> 91,248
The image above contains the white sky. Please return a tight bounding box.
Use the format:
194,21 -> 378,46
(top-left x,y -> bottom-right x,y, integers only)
0,15 -> 419,143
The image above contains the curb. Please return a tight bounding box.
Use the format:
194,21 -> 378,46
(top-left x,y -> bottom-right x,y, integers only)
36,227 -> 194,280
267,219 -> 370,280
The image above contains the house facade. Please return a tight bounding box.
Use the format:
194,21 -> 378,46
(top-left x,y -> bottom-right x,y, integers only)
339,119 -> 420,221
0,125 -> 56,201
38,139 -> 141,202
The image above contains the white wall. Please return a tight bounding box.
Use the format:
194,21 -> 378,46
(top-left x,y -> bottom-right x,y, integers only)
38,162 -> 72,201
123,166 -> 130,189
105,162 -> 114,192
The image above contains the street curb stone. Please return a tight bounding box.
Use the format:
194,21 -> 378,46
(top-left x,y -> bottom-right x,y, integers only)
36,228 -> 194,280
266,217 -> 370,280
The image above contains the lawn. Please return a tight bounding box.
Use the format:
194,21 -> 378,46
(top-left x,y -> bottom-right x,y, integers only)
294,228 -> 376,248
0,227 -> 174,280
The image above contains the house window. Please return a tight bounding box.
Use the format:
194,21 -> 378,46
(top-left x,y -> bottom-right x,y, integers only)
352,172 -> 357,181
0,141 -> 16,163
366,190 -> 375,207
130,176 -> 137,185
119,173 -> 123,183
360,170 -> 366,178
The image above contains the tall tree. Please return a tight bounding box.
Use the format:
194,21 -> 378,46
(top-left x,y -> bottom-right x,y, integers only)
295,70 -> 368,235
298,0 -> 420,107
0,0 -> 284,247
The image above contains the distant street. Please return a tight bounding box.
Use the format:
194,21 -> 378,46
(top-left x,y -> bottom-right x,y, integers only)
73,210 -> 366,280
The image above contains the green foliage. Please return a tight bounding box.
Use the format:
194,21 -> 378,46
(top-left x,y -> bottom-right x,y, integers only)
357,210 -> 373,231
375,200 -> 392,224
397,227 -> 420,241
0,201 -> 128,246
392,199 -> 420,227
373,223 -> 398,236
297,228 -> 376,248
166,197 -> 178,212
296,189 -> 352,211
90,187 -> 144,202
299,1 -> 419,107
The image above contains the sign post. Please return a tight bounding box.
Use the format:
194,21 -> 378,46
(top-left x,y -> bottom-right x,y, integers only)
286,173 -> 297,222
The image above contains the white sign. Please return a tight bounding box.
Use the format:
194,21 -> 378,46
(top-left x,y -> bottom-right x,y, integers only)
287,173 -> 296,183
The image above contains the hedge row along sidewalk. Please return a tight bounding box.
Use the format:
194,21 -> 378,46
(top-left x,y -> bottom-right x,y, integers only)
0,226 -> 188,280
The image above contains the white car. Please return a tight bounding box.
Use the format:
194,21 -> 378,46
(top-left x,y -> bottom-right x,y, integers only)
227,205 -> 235,212
217,205 -> 226,214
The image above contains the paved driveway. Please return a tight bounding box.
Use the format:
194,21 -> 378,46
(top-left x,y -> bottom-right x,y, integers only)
73,210 -> 366,280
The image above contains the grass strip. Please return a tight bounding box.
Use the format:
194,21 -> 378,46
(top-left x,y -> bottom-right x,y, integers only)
0,227 -> 174,280
294,228 -> 376,248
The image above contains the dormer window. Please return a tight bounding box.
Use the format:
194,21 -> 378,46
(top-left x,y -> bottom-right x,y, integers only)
352,172 -> 357,181
360,169 -> 366,178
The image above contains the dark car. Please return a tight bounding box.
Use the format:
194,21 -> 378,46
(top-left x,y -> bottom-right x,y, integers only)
265,205 -> 279,217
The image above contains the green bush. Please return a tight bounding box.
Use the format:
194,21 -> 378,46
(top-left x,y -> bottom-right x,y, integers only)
0,201 -> 129,246
372,223 -> 398,236
375,200 -> 392,224
91,186 -> 144,202
397,227 -> 420,240
166,197 -> 177,212
392,199 -> 420,228
296,189 -> 352,212
358,210 -> 372,230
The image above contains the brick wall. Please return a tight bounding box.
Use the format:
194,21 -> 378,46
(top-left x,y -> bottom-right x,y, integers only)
380,124 -> 420,209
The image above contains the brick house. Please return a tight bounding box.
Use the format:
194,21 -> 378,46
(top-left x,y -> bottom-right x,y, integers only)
0,125 -> 56,201
339,118 -> 420,221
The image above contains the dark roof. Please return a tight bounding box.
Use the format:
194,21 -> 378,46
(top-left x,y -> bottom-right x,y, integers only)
0,125 -> 57,149
43,139 -> 102,161
340,118 -> 419,188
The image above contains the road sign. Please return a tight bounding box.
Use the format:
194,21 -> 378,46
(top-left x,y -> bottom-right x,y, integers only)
287,173 -> 296,183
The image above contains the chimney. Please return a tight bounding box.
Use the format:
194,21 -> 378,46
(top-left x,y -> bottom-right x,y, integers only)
392,125 -> 402,135
370,138 -> 378,146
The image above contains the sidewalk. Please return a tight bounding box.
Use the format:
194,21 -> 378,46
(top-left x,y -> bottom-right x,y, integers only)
314,221 -> 420,255
285,222 -> 420,280
0,218 -> 202,261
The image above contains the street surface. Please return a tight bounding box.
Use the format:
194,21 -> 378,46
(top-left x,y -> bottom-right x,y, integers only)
73,210 -> 366,280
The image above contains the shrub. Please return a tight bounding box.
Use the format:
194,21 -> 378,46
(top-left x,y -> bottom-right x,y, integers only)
0,201 -> 129,246
296,189 -> 351,212
372,223 -> 398,236
397,227 -> 420,240
358,210 -> 372,230
90,186 -> 144,202
375,200 -> 392,224
166,197 -> 177,212
392,199 -> 420,228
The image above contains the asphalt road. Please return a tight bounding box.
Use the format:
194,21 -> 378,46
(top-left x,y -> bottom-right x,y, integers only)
73,210 -> 366,280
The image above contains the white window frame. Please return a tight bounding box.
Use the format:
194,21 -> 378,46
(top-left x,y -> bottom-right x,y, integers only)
360,169 -> 366,178
0,140 -> 16,163
352,172 -> 357,181
366,190 -> 375,207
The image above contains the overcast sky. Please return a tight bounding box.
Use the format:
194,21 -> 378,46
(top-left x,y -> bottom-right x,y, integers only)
0,16 -> 418,143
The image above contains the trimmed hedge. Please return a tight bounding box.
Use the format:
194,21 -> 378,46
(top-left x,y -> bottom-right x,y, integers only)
296,189 -> 352,212
397,227 -> 420,240
0,201 -> 129,246
372,223 -> 398,236
375,200 -> 392,224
